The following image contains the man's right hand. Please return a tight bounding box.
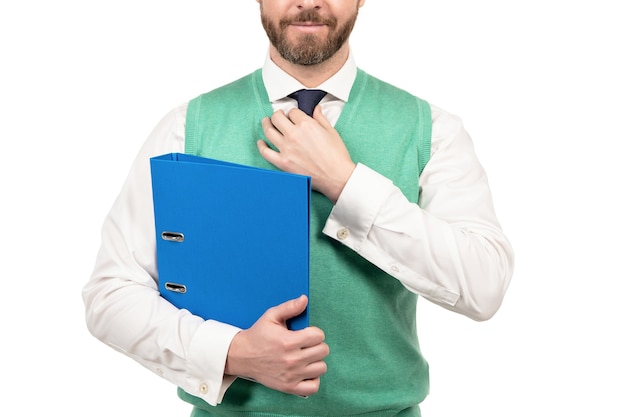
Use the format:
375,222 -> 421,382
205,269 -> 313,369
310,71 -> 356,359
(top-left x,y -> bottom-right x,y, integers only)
224,295 -> 329,397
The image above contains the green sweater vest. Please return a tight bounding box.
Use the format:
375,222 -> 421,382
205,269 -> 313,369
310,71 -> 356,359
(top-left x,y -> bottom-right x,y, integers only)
180,69 -> 431,417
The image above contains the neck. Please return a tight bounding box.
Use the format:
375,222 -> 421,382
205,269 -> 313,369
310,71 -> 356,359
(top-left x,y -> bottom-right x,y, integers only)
269,43 -> 350,88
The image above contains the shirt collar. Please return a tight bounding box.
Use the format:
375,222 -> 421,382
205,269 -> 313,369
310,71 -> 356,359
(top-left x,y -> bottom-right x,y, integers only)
262,50 -> 357,103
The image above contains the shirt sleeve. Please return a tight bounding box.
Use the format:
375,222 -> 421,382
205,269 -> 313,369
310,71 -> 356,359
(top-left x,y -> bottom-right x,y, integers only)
82,103 -> 241,405
322,105 -> 514,321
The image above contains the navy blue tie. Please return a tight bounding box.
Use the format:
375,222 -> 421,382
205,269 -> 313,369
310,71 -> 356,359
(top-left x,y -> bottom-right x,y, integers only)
288,89 -> 327,117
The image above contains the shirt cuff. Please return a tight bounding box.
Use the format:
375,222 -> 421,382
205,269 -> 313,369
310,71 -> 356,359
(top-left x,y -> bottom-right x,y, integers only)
323,163 -> 392,250
184,319 -> 242,406
323,163 -> 460,307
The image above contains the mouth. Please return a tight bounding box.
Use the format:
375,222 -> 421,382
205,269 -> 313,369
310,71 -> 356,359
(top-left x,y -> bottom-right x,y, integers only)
292,20 -> 323,26
281,9 -> 335,32
289,21 -> 327,34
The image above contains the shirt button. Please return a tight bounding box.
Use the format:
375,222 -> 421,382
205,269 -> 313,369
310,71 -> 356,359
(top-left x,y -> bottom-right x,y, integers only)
155,368 -> 164,376
391,265 -> 399,273
199,383 -> 209,394
337,227 -> 349,240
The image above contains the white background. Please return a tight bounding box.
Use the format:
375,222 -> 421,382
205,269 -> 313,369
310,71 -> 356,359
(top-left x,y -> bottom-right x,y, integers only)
1,1 -> 624,416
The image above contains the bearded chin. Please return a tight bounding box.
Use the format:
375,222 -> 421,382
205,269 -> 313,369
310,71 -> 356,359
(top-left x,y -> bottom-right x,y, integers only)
262,14 -> 356,66
276,34 -> 337,65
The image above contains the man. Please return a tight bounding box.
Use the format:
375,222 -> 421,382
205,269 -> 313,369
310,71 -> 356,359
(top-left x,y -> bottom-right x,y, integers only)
83,0 -> 514,416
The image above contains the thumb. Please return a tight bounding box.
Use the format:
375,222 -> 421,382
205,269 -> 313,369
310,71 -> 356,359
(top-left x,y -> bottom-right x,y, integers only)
312,105 -> 331,128
265,295 -> 308,325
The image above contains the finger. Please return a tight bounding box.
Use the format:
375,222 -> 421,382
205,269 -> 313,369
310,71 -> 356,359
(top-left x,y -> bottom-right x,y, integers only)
264,295 -> 308,324
298,343 -> 330,370
302,360 -> 328,380
312,105 -> 332,129
293,377 -> 322,397
294,326 -> 326,348
261,117 -> 285,148
286,107 -> 309,123
256,139 -> 281,165
270,109 -> 297,133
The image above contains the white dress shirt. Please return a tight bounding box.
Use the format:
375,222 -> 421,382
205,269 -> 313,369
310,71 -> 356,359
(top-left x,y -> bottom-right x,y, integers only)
83,51 -> 514,406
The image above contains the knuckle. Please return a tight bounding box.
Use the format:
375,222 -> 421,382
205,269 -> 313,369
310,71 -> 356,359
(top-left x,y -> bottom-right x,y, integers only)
281,335 -> 300,351
317,361 -> 328,375
282,355 -> 299,369
311,325 -> 324,336
306,378 -> 322,394
309,326 -> 326,341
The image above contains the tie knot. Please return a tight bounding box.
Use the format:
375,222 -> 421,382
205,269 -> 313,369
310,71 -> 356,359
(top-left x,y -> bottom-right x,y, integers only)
288,89 -> 327,117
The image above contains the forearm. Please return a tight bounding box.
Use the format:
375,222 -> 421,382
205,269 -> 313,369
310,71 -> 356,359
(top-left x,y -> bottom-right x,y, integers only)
82,104 -> 241,405
83,221 -> 240,404
323,119 -> 514,321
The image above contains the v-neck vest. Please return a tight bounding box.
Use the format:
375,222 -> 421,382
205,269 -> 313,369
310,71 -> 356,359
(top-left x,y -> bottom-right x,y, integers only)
181,69 -> 431,416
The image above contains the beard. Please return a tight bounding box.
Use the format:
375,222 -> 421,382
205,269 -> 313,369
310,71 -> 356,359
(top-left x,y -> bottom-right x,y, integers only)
261,8 -> 358,65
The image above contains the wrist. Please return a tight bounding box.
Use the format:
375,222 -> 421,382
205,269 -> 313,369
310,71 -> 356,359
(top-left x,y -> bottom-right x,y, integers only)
324,162 -> 356,204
